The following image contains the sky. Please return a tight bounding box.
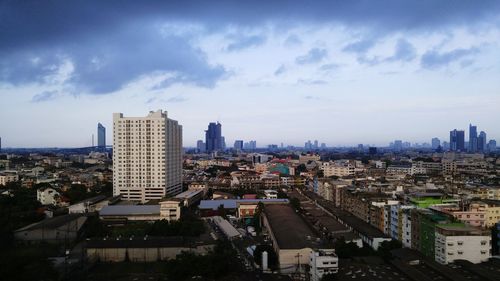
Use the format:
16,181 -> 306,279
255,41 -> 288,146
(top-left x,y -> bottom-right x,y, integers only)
1,0 -> 500,148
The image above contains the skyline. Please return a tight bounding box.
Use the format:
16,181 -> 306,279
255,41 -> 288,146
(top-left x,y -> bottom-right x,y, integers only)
1,1 -> 500,147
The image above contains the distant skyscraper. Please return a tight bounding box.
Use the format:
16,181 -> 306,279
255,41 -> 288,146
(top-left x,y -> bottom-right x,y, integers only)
313,140 -> 319,149
196,140 -> 205,153
97,123 -> 106,148
113,110 -> 183,202
205,122 -> 222,152
469,124 -> 478,153
442,141 -> 450,151
478,131 -> 487,152
450,129 -> 465,152
488,140 -> 497,152
369,147 -> 377,155
431,137 -> 440,149
234,140 -> 243,150
394,140 -> 403,152
305,140 -> 313,150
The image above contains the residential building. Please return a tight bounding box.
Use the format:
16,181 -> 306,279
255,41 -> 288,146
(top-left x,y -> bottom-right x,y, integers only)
113,110 -> 183,203
0,172 -> 18,186
431,137 -> 441,149
435,223 -> 491,264
196,140 -> 205,153
37,187 -> 61,206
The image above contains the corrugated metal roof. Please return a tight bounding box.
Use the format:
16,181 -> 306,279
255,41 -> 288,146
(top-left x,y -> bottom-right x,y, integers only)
199,199 -> 289,210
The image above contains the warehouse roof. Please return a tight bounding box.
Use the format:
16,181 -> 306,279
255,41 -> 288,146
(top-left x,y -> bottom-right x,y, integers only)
263,204 -> 319,250
16,214 -> 86,232
199,199 -> 288,210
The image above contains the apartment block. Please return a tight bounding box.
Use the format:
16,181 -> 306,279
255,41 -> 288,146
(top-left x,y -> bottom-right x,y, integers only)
113,110 -> 182,203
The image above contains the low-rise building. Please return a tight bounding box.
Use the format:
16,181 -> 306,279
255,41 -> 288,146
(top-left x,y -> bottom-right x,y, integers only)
99,199 -> 181,222
14,214 -> 87,244
435,223 -> 491,264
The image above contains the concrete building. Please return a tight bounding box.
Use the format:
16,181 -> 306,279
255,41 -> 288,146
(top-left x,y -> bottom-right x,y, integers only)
113,110 -> 183,203
205,122 -> 222,153
0,172 -> 18,186
68,195 -> 116,214
174,189 -> 203,207
261,204 -> 338,276
14,214 -> 87,244
434,223 -> 491,264
99,199 -> 181,222
450,129 -> 465,152
86,236 -> 215,262
37,187 -> 61,206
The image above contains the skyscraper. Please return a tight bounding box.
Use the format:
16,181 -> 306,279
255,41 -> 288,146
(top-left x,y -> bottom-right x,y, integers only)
469,124 -> 478,153
478,131 -> 487,152
97,123 -> 106,148
113,110 -> 182,203
205,122 -> 222,152
234,140 -> 243,150
394,140 -> 403,152
431,137 -> 440,149
196,140 -> 206,153
450,129 -> 465,152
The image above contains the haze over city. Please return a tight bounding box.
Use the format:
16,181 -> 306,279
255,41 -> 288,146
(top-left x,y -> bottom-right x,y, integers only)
1,1 -> 500,147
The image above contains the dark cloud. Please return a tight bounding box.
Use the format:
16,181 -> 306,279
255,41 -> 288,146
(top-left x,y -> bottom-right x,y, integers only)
0,27 -> 228,94
421,47 -> 479,69
226,35 -> 266,52
274,64 -> 286,76
31,90 -> 59,102
1,1 -> 499,93
296,48 -> 328,65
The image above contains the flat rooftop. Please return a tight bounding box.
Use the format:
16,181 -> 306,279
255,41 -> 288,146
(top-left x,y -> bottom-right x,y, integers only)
264,204 -> 319,250
99,205 -> 160,216
199,199 -> 289,210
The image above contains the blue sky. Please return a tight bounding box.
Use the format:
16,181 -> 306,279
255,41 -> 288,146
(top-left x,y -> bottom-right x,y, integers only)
1,1 -> 500,147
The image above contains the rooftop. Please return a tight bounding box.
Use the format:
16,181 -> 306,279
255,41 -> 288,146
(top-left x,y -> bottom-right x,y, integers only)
16,214 -> 86,232
263,204 -> 320,250
99,205 -> 160,216
199,199 -> 288,210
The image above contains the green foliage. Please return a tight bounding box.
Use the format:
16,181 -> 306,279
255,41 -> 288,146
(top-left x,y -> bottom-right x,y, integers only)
217,204 -> 227,219
296,164 -> 307,174
0,247 -> 59,281
163,240 -> 241,280
321,273 -> 337,281
148,217 -> 205,237
277,189 -> 288,199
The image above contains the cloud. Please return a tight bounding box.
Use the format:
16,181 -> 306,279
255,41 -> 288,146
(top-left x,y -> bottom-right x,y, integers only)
343,39 -> 377,54
284,34 -> 302,46
31,90 -> 59,102
319,63 -> 340,71
0,28 -> 228,94
274,64 -> 287,76
226,35 -> 266,52
385,39 -> 417,62
295,48 -> 328,65
298,79 -> 327,85
167,96 -> 188,103
421,47 -> 480,69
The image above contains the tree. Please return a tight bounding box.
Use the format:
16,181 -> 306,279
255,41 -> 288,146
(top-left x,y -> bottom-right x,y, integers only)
376,240 -> 402,260
296,164 -> 307,174
217,204 -> 227,219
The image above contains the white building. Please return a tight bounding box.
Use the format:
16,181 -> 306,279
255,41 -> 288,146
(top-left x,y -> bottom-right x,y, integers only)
37,187 -> 61,206
0,172 -> 18,186
263,189 -> 278,199
113,110 -> 183,203
99,199 -> 181,222
434,224 -> 491,264
310,249 -> 338,281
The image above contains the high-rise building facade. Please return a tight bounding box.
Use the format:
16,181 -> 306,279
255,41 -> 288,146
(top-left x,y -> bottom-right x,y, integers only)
431,138 -> 440,149
97,123 -> 106,148
113,110 -> 182,203
205,122 -> 222,152
450,129 -> 465,152
234,140 -> 243,150
196,140 -> 206,153
469,124 -> 478,153
478,131 -> 487,152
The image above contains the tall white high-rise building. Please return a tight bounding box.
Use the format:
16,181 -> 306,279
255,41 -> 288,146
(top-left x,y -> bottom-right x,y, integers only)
113,110 -> 183,203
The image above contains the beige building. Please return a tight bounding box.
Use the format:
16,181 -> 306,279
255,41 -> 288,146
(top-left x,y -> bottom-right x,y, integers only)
113,110 -> 182,203
0,172 -> 18,186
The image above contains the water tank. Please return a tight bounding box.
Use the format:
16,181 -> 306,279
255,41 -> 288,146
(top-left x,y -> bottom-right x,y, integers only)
262,251 -> 268,271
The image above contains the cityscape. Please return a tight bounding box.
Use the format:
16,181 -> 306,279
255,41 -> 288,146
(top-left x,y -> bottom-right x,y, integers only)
1,1 -> 500,281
